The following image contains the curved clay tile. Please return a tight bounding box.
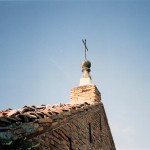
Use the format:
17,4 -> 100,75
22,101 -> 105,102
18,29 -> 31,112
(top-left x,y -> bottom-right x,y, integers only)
7,109 -> 20,117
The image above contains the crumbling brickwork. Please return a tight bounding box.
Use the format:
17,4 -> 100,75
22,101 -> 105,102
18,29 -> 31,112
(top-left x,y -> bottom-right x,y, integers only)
70,84 -> 101,103
28,103 -> 115,150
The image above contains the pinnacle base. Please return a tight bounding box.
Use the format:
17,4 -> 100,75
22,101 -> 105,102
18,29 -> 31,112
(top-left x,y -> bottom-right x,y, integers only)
80,78 -> 92,86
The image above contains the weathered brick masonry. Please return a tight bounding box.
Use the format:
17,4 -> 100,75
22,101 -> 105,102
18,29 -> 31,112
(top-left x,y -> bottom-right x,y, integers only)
0,84 -> 116,150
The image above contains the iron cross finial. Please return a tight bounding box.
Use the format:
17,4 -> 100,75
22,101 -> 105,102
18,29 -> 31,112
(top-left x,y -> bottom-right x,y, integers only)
82,39 -> 88,60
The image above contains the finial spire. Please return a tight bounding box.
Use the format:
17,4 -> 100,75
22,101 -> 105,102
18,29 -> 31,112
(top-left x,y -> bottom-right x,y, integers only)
82,39 -> 88,60
80,39 -> 92,86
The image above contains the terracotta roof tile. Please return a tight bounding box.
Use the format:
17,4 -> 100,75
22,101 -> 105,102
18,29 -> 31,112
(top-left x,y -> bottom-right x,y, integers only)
0,102 -> 100,128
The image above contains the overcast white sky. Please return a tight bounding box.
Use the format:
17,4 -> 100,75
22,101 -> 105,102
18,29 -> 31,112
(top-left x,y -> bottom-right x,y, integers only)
0,1 -> 150,149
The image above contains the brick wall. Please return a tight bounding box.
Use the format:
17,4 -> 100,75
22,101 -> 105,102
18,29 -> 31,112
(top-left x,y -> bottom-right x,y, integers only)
28,103 -> 115,150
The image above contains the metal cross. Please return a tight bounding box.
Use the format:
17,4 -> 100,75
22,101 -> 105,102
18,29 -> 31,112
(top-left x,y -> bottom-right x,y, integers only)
82,39 -> 88,60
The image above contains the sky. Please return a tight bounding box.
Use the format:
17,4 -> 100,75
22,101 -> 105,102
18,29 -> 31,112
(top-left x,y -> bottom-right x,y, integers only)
0,0 -> 150,149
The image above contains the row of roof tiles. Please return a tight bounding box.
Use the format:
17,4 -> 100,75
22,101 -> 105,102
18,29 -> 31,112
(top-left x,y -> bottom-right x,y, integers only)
0,102 -> 98,128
